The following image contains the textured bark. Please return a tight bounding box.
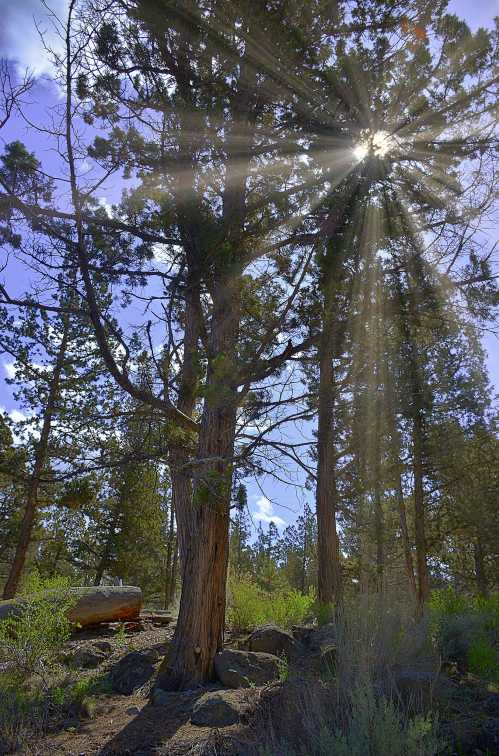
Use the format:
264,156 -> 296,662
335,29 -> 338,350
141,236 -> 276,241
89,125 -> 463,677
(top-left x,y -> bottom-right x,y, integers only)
316,235 -> 350,612
159,277 -> 240,689
2,321 -> 70,600
164,495 -> 178,609
315,188 -> 363,611
412,413 -> 429,614
316,326 -> 343,611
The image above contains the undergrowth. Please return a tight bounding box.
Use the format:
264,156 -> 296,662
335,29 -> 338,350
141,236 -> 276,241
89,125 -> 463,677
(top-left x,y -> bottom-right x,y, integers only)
429,589 -> 499,683
227,577 -> 314,631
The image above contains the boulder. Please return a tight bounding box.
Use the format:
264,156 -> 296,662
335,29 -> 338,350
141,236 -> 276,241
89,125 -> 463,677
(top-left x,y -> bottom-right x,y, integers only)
92,640 -> 113,654
0,586 -> 143,628
109,650 -> 157,695
191,690 -> 243,727
308,622 -> 336,653
152,688 -> 177,707
291,625 -> 315,646
214,649 -> 280,688
246,625 -> 297,657
72,647 -> 107,669
68,586 -> 142,626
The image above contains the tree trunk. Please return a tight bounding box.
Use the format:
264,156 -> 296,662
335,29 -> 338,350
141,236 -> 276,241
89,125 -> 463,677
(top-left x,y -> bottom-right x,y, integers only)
164,495 -> 176,609
169,540 -> 178,606
384,369 -> 417,598
158,276 -> 240,689
395,472 -> 417,597
373,271 -> 384,595
300,524 -> 307,595
413,412 -> 429,614
3,321 -> 70,600
316,327 -> 343,613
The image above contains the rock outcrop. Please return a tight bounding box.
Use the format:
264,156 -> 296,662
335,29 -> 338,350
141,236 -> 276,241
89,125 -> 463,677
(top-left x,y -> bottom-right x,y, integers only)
245,624 -> 298,657
191,690 -> 244,727
214,648 -> 280,688
0,586 -> 143,627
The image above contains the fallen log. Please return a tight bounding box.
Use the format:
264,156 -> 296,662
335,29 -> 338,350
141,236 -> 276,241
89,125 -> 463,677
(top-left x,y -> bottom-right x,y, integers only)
0,585 -> 143,627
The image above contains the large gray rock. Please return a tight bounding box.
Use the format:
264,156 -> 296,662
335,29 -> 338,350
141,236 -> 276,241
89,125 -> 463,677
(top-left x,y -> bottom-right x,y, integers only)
214,649 -> 280,688
0,586 -> 143,628
72,647 -> 107,669
246,625 -> 297,657
191,690 -> 243,727
109,650 -> 157,695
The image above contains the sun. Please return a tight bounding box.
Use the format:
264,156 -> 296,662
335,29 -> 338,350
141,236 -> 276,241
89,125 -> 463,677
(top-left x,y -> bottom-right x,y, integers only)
354,130 -> 393,161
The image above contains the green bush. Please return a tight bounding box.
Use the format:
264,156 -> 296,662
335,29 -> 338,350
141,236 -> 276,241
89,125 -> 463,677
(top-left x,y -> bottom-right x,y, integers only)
468,637 -> 499,683
0,571 -> 76,689
314,686 -> 442,756
429,589 -> 499,678
0,677 -> 46,753
227,577 -> 315,632
257,684 -> 443,756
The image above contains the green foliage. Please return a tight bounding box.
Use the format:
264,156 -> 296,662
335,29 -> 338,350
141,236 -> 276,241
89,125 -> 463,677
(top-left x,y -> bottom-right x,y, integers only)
277,653 -> 289,683
429,590 -> 499,681
428,588 -> 469,617
58,477 -> 95,510
316,601 -> 334,627
52,670 -> 112,709
0,571 -> 76,688
227,577 -> 314,631
314,687 -> 442,756
0,677 -> 46,753
467,637 -> 499,683
114,622 -> 127,647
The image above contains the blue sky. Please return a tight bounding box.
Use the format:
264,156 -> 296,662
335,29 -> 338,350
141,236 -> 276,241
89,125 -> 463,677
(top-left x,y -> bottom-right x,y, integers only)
0,0 -> 497,531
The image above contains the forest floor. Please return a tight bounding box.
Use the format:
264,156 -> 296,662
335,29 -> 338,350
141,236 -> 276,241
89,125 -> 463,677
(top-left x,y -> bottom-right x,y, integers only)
37,615 -> 257,755
30,612 -> 499,756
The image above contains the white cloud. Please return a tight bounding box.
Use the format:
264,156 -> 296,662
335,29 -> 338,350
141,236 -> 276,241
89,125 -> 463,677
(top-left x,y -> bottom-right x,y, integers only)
9,409 -> 27,424
98,197 -> 113,217
0,0 -> 70,77
252,495 -> 286,527
3,362 -> 16,379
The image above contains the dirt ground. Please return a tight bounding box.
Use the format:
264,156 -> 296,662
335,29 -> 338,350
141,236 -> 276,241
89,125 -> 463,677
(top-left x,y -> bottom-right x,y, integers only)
35,615 -> 257,756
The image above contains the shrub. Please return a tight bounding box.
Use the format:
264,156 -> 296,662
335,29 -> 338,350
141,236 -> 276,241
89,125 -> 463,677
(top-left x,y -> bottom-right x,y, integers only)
429,589 -> 499,676
267,589 -> 315,629
0,677 -> 46,754
468,637 -> 499,683
227,577 -> 314,632
254,598 -> 446,756
256,683 -> 442,756
313,686 -> 442,756
0,571 -> 76,689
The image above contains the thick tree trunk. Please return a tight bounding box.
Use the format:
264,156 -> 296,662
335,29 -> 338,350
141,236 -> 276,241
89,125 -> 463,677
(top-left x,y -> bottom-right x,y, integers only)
158,277 -> 240,689
316,328 -> 343,613
412,413 -> 429,614
169,541 -> 178,606
3,322 -> 69,600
